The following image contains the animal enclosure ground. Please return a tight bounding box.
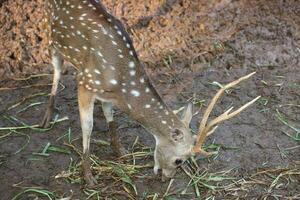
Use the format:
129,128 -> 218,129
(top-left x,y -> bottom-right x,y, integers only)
0,0 -> 299,199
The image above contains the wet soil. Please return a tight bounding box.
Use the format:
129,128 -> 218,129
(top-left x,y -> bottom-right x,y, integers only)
0,0 -> 300,199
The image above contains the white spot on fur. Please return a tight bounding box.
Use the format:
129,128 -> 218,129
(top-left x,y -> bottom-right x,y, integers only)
129,70 -> 136,76
110,79 -> 118,85
131,90 -> 140,97
128,61 -> 135,68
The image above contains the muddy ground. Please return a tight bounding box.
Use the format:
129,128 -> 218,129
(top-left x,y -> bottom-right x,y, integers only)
0,0 -> 299,199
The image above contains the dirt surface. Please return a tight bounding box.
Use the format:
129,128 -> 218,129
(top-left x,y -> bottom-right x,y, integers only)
0,0 -> 300,199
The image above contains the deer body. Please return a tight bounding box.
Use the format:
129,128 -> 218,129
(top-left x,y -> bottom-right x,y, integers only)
43,0 -> 259,186
44,0 -> 195,185
45,0 -> 184,130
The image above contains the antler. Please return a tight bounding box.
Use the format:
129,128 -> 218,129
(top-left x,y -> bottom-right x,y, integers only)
192,72 -> 261,155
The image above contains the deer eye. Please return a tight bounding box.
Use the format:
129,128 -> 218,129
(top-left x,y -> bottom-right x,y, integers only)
174,159 -> 183,166
171,129 -> 184,142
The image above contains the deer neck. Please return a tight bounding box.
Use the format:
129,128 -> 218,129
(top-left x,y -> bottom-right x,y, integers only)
118,81 -> 184,139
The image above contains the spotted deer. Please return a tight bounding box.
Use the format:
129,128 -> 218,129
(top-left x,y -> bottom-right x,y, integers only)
43,0 -> 260,186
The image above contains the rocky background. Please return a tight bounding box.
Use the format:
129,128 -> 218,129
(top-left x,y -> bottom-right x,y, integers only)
1,0 -> 299,78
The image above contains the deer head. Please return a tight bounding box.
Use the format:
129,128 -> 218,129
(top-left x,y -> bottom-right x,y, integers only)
153,103 -> 194,178
152,72 -> 261,179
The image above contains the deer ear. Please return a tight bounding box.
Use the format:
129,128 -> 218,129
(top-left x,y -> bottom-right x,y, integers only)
170,128 -> 184,142
180,103 -> 193,127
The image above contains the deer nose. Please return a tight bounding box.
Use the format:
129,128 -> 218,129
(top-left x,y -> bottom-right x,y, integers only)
153,166 -> 161,175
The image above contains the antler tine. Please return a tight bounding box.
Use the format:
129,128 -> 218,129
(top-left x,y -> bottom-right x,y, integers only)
192,72 -> 260,154
206,96 -> 261,131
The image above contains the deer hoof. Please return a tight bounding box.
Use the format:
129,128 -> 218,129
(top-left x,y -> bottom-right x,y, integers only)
113,145 -> 128,157
40,96 -> 55,128
84,171 -> 98,187
40,108 -> 53,128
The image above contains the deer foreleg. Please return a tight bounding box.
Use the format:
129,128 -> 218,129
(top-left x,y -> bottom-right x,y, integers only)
78,87 -> 97,186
